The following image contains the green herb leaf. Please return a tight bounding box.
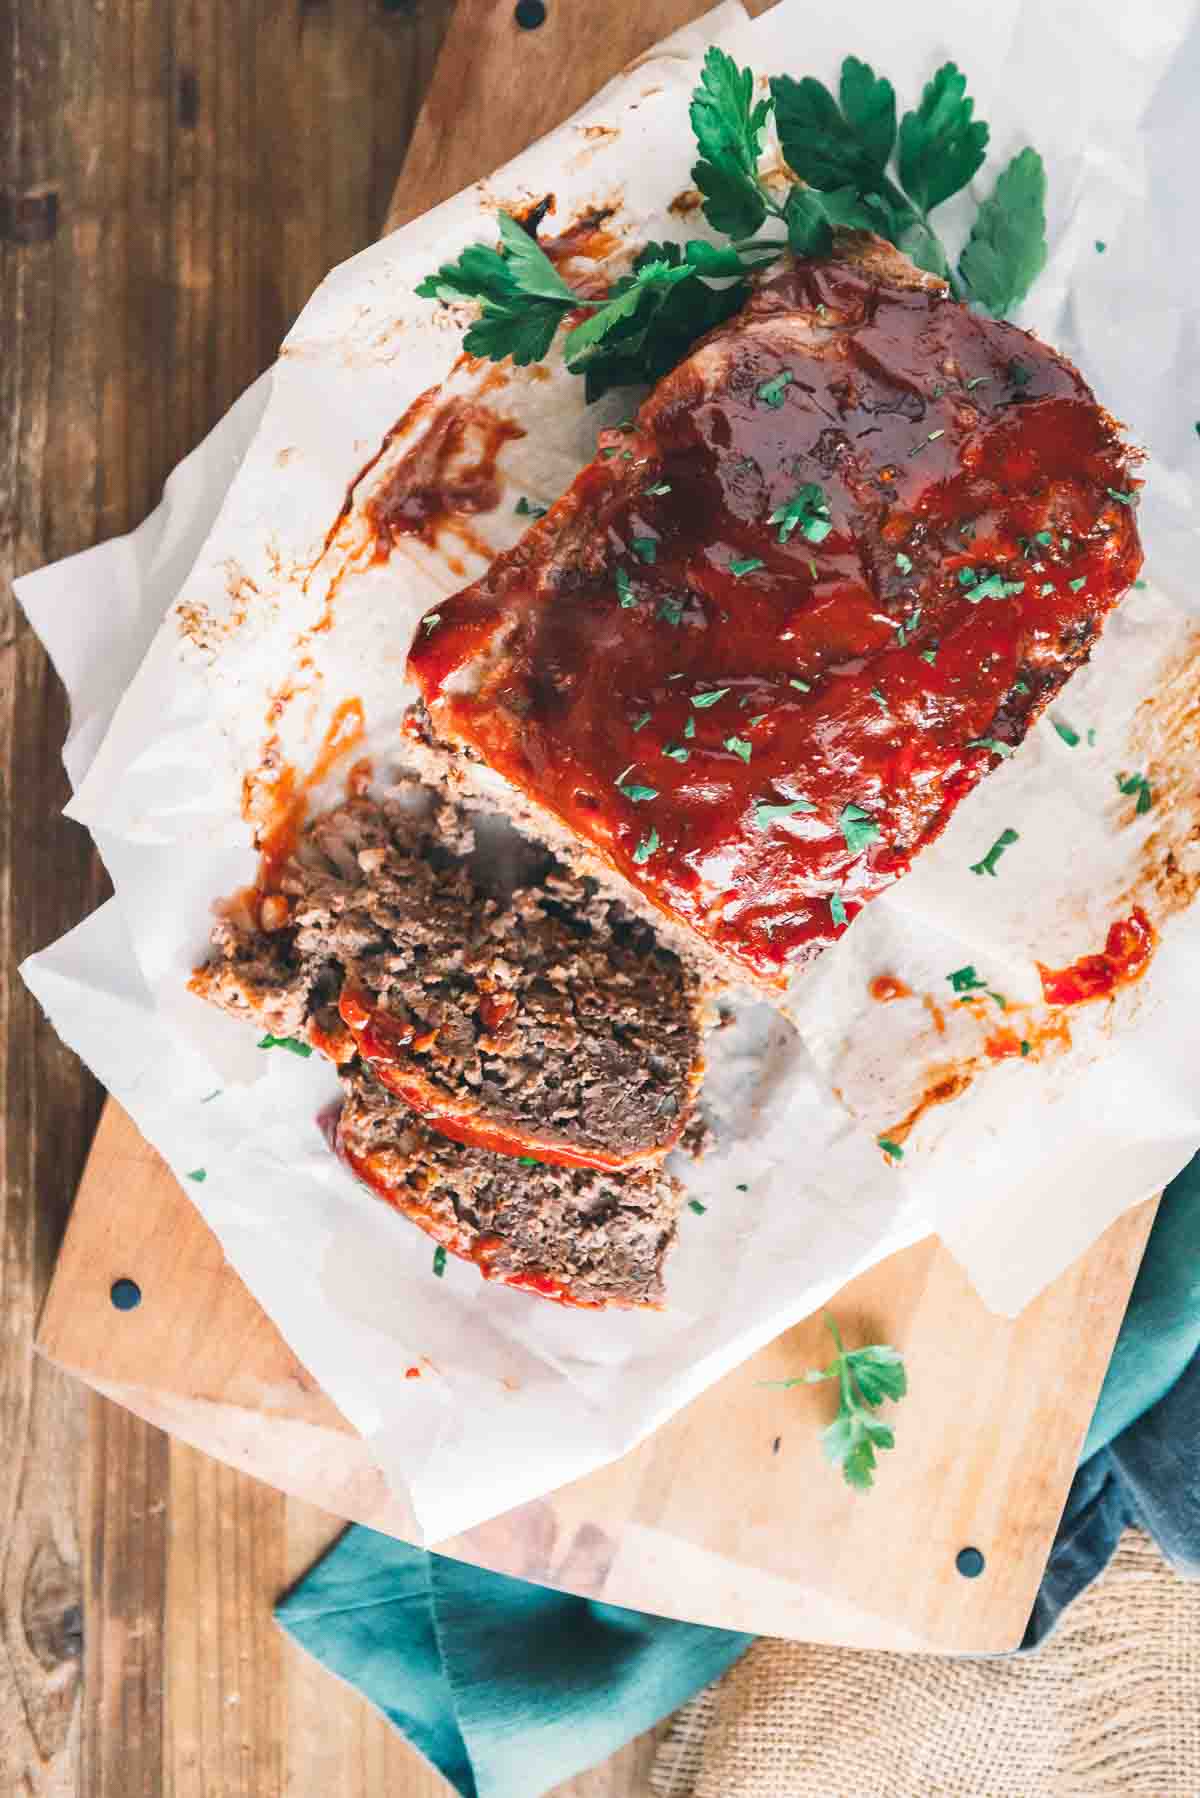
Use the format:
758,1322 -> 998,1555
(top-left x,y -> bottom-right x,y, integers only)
658,596 -> 685,625
433,1244 -> 448,1277
967,574 -> 1025,602
724,735 -> 753,762
615,566 -> 637,608
618,781 -> 659,802
754,796 -> 817,829
970,826 -> 1019,877
839,802 -> 881,854
838,56 -> 898,171
1069,576 -> 1086,593
966,737 -> 1015,757
830,894 -> 849,927
877,1138 -> 904,1163
771,68 -> 893,191
958,148 -> 1047,316
920,645 -> 939,665
684,715 -> 696,738
688,1198 -> 708,1215
1052,719 -> 1080,747
770,481 -> 832,545
646,480 -> 672,495
515,496 -> 548,518
729,556 -> 765,578
631,536 -> 658,564
421,613 -> 442,635
186,1168 -> 207,1183
756,370 -> 794,408
1116,771 -> 1154,814
897,62 -> 989,214
632,828 -> 661,864
632,710 -> 652,732
783,185 -> 834,258
257,1033 -> 313,1058
789,677 -> 812,692
1105,487 -> 1138,507
663,744 -> 690,762
517,1155 -> 540,1166
895,550 -> 913,575
764,1316 -> 907,1492
947,965 -> 987,994
689,47 -> 773,238
691,687 -> 730,708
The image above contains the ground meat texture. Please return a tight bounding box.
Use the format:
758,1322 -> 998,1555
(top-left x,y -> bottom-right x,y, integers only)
406,243 -> 1143,993
335,1066 -> 683,1308
190,787 -> 705,1169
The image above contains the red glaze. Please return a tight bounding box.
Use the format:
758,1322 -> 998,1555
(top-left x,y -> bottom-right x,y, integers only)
337,985 -> 687,1172
408,257 -> 1143,984
870,974 -> 912,1003
1038,908 -> 1156,1006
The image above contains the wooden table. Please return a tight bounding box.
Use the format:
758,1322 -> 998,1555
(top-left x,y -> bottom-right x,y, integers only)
3,2 -> 665,1790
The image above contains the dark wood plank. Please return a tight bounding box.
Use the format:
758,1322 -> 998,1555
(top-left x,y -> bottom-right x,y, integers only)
2,2 -> 452,1792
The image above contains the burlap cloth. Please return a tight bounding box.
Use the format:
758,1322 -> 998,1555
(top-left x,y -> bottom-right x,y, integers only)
649,1530 -> 1200,1797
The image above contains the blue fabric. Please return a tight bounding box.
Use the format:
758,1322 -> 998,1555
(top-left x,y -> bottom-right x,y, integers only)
278,1152 -> 1200,1795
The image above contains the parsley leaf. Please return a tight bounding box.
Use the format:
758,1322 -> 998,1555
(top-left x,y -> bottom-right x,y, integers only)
770,481 -> 832,545
433,1244 -> 447,1277
1052,719 -> 1080,747
897,62 -> 989,214
958,147 -> 1047,317
877,1137 -> 905,1164
688,1198 -> 708,1215
615,566 -> 636,608
730,556 -> 764,578
966,737 -> 1015,757
618,781 -> 659,802
756,370 -> 793,408
839,802 -> 881,853
839,56 -> 898,172
631,536 -> 658,564
515,496 -> 548,518
966,573 -> 1024,602
690,47 -> 775,239
970,826 -> 1019,877
771,70 -> 894,191
1117,771 -> 1153,814
691,687 -> 729,708
754,796 -> 816,829
663,744 -> 690,762
724,735 -> 753,762
763,1315 -> 907,1492
186,1168 -> 207,1183
830,894 -> 849,927
947,965 -> 987,994
633,828 -> 660,864
257,1033 -> 312,1058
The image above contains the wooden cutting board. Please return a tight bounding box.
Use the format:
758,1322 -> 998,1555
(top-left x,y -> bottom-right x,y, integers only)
36,0 -> 1159,1654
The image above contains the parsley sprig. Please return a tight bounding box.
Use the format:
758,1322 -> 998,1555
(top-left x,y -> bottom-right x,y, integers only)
418,49 -> 1048,399
765,1314 -> 907,1491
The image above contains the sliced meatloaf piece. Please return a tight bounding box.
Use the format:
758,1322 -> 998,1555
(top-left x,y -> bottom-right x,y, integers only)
190,786 -> 705,1170
405,245 -> 1143,994
335,1064 -> 683,1308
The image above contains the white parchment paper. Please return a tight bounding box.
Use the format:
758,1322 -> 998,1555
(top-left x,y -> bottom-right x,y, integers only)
19,0 -> 1200,1540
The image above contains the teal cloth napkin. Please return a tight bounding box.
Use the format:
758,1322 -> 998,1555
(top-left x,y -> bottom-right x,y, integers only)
277,1158 -> 1200,1798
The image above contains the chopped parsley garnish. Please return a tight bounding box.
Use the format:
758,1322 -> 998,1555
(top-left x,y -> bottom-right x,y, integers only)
421,613 -> 442,635
920,645 -> 939,665
518,1155 -> 540,1166
1105,487 -> 1138,507
186,1168 -> 207,1183
947,965 -> 987,994
618,781 -> 659,802
691,687 -> 729,708
1020,1039 -> 1032,1055
894,607 -> 921,645
967,573 -> 1024,602
633,828 -> 661,863
663,744 -> 690,762
419,54 -> 1048,400
632,710 -> 652,731
658,596 -> 685,625
724,735 -> 753,762
1007,358 -> 1032,387
1052,719 -> 1080,747
684,715 -> 696,738
839,802 -> 881,854
735,1182 -> 749,1192
1116,771 -> 1153,814
1040,582 -> 1055,596
970,826 -> 1019,877
965,376 -> 989,390
789,677 -> 812,692
830,894 -> 849,927
729,556 -> 764,578
770,481 -> 832,545
688,1198 -> 708,1215
615,566 -> 636,607
958,566 -> 978,587
763,1314 -> 907,1491
1013,678 -> 1030,693
645,480 -> 672,495
1095,239 -> 1106,252
756,370 -> 794,408
201,1089 -> 221,1104
257,1034 -> 313,1058
895,550 -> 913,575
966,737 -> 1014,757
877,1137 -> 904,1162
515,496 -> 548,517
631,536 -> 658,564
927,428 -> 945,442
754,796 -> 816,829
1087,728 -> 1097,747
432,1245 -> 447,1277
870,687 -> 887,707
1068,576 -> 1086,592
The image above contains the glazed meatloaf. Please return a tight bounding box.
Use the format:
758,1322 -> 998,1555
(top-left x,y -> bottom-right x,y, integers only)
405,245 -> 1143,993
335,1064 -> 684,1307
190,786 -> 705,1171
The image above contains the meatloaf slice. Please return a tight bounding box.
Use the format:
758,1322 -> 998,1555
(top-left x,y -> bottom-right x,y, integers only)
335,1065 -> 683,1308
190,786 -> 705,1170
405,245 -> 1143,994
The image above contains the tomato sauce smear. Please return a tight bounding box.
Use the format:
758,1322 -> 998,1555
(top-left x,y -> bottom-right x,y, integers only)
1038,908 -> 1157,1007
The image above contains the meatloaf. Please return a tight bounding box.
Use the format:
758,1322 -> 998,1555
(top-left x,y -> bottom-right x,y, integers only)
406,245 -> 1143,993
335,1064 -> 683,1307
190,785 -> 705,1171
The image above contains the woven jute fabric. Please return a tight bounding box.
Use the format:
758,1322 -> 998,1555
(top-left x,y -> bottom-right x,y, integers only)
649,1530 -> 1200,1798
